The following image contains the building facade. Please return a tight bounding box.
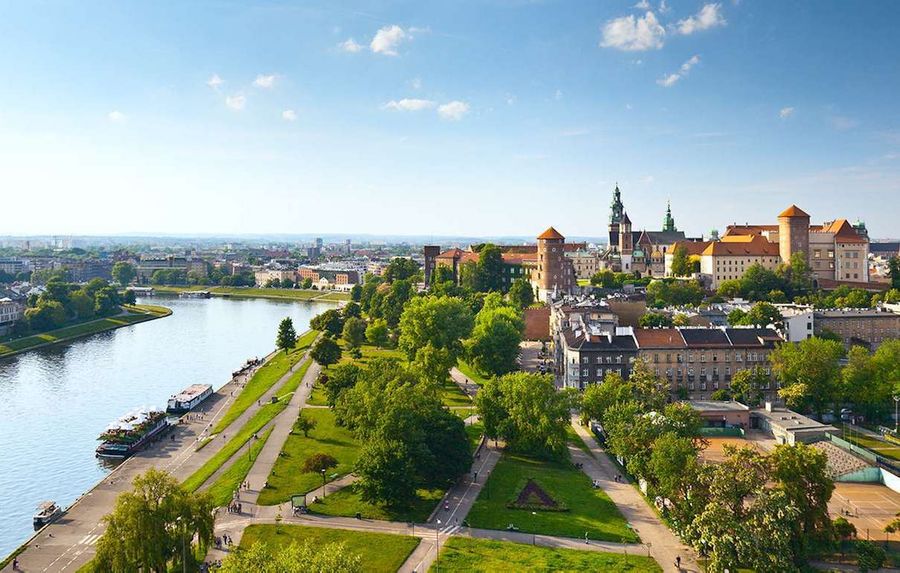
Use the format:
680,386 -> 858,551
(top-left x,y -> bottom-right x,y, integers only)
813,307 -> 900,349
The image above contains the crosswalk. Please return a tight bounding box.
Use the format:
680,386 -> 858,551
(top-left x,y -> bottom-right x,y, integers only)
78,533 -> 101,546
440,524 -> 461,536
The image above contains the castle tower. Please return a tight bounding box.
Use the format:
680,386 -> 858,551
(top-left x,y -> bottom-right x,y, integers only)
618,211 -> 633,255
534,226 -> 569,302
778,204 -> 810,263
423,245 -> 441,286
662,201 -> 677,232
608,185 -> 625,249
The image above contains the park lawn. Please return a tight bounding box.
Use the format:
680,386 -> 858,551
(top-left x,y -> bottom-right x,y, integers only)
431,537 -> 660,573
0,305 -> 170,357
212,331 -> 317,434
456,359 -> 492,386
337,340 -> 405,366
306,384 -> 328,406
257,408 -> 361,506
466,421 -> 484,451
151,285 -> 350,301
441,379 -> 473,407
309,483 -> 444,523
841,430 -> 900,462
566,424 -> 594,458
466,452 -> 638,543
240,524 -> 419,573
183,396 -> 291,493
204,427 -> 273,506
453,407 -> 477,419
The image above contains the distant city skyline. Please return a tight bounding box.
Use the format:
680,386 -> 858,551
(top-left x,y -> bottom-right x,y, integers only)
1,1 -> 898,237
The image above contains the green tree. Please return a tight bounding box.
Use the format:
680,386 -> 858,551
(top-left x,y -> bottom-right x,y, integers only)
382,257 -> 420,283
310,309 -> 344,337
398,295 -> 474,364
639,312 -> 673,327
93,469 -> 214,573
293,414 -> 317,437
855,540 -> 887,573
25,300 -> 66,331
341,317 -> 367,350
579,372 -> 632,423
670,244 -> 692,277
311,337 -> 342,367
476,243 -> 505,292
276,317 -> 297,354
508,277 -> 535,309
645,279 -> 704,308
771,337 -> 844,416
672,313 -> 692,326
727,308 -> 747,325
739,263 -> 785,301
94,286 -> 121,316
324,363 -> 361,407
220,541 -> 361,573
743,301 -> 783,328
464,295 -> 524,376
590,269 -> 622,289
717,279 -> 744,299
730,367 -> 767,407
111,261 -> 137,286
355,438 -> 418,506
301,452 -> 338,474
70,289 -> 96,320
350,284 -> 362,302
476,372 -> 572,459
890,256 -> 900,289
342,301 -> 361,319
365,318 -> 390,348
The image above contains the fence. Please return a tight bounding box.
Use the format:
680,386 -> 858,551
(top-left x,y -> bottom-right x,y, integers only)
699,426 -> 745,438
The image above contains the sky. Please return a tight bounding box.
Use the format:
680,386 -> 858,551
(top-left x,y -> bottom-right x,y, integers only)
1,0 -> 899,239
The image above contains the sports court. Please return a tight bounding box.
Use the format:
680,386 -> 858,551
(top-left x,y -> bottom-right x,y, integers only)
699,431 -> 774,463
831,482 -> 900,536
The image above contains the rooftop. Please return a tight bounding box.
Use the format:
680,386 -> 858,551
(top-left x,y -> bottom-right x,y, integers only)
537,226 -> 565,240
778,204 -> 811,218
686,400 -> 751,413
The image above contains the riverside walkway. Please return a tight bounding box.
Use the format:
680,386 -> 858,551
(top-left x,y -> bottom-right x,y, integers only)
2,344 -> 314,573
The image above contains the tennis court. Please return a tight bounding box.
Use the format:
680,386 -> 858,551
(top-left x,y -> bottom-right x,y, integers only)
831,482 -> 900,535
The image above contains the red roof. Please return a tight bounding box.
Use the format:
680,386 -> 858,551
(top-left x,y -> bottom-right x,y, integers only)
702,234 -> 780,257
634,328 -> 686,348
778,204 -> 810,218
537,227 -> 565,240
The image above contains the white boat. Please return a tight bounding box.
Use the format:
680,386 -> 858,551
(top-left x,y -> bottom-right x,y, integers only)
33,501 -> 62,530
167,384 -> 214,414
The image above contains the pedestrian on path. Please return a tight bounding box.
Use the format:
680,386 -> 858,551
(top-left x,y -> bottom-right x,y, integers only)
675,556 -> 681,569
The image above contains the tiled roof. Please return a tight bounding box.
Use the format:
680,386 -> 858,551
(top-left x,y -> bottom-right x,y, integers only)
701,234 -> 780,257
823,219 -> 867,243
537,227 -> 565,240
724,327 -> 781,347
723,225 -> 779,236
563,330 -> 638,351
633,328 -> 686,348
679,328 -> 732,347
779,204 -> 811,218
669,240 -> 712,256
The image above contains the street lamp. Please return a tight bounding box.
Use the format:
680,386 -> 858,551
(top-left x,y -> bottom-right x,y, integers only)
531,512 -> 537,545
320,469 -> 327,495
175,516 -> 186,573
435,519 -> 441,573
893,396 -> 899,434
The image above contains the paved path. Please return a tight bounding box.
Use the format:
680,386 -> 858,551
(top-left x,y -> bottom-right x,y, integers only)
2,345 -> 313,573
569,417 -> 699,573
449,367 -> 479,399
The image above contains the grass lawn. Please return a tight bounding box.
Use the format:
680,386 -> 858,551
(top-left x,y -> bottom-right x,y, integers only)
841,429 -> 900,462
306,384 -> 328,406
0,304 -> 170,358
183,392 -> 294,493
441,379 -> 473,407
453,407 -> 477,419
204,427 -> 273,506
467,452 -> 638,543
257,408 -> 361,505
432,537 -> 659,572
456,359 -> 492,386
212,331 -> 317,434
566,424 -> 594,458
240,524 -> 419,573
466,421 -> 485,451
151,285 -> 350,301
336,340 -> 405,366
309,482 -> 444,523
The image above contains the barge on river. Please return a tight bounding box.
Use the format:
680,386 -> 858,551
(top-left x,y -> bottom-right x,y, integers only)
96,408 -> 169,458
33,501 -> 62,530
167,383 -> 213,414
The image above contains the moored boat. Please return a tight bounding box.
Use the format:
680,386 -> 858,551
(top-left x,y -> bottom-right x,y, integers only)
96,408 -> 169,458
167,383 -> 213,414
33,501 -> 62,530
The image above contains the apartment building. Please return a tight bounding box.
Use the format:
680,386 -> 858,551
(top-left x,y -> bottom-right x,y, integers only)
814,307 -> 900,349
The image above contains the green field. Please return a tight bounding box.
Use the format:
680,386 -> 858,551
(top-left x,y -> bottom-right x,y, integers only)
841,429 -> 900,462
432,537 -> 659,572
204,427 -> 273,506
212,331 -> 317,434
240,524 -> 419,573
0,304 -> 170,358
441,379 -> 474,407
257,408 -> 361,505
456,359 -> 492,386
309,482 -> 444,523
466,421 -> 485,451
467,452 -> 638,542
151,285 -> 350,301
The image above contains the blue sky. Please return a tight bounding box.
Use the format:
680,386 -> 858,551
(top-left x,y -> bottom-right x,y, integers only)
1,0 -> 898,239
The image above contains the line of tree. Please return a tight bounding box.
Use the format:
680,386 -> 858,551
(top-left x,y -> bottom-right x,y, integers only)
18,278 -> 125,334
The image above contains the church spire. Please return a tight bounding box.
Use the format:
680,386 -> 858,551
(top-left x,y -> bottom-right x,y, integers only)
663,200 -> 677,232
609,184 -> 625,224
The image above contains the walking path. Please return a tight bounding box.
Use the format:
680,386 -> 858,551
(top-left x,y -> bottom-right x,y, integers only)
569,416 -> 699,573
449,367 -> 479,399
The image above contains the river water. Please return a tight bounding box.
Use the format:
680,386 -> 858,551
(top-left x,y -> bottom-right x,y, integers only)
0,295 -> 334,557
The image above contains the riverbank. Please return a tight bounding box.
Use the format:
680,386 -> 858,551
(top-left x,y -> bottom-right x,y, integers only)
150,285 -> 350,302
0,304 -> 172,360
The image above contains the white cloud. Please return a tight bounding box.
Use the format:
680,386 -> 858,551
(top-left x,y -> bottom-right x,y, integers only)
253,74 -> 277,89
408,77 -> 422,90
206,74 -> 223,90
225,94 -> 246,111
107,111 -> 126,122
371,25 -> 408,56
437,101 -> 470,121
779,107 -> 795,119
659,0 -> 671,13
633,0 -> 651,8
338,38 -> 363,53
600,11 -> 666,51
675,3 -> 726,35
282,109 -> 298,121
656,54 -> 700,87
383,98 -> 436,112
554,89 -> 563,101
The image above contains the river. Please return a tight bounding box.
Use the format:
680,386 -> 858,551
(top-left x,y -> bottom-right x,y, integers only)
0,295 -> 334,558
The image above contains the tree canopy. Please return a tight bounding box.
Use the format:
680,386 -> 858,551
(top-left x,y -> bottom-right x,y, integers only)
276,317 -> 297,354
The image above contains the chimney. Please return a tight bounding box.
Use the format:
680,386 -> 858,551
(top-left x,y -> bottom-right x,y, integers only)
765,401 -> 773,412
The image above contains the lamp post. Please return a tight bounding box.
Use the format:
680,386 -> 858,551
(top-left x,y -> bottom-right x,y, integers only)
435,519 -> 441,573
531,512 -> 537,545
894,396 -> 899,434
175,516 -> 186,573
320,469 -> 327,495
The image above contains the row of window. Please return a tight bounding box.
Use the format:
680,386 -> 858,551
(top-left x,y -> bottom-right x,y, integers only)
649,352 -> 767,363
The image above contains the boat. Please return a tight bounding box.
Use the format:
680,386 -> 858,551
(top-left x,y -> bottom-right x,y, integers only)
96,408 -> 170,458
179,290 -> 210,299
33,501 -> 62,530
167,384 -> 214,414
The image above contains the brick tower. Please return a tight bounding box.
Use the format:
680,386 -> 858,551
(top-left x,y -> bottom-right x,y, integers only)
534,226 -> 570,302
778,204 -> 810,263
